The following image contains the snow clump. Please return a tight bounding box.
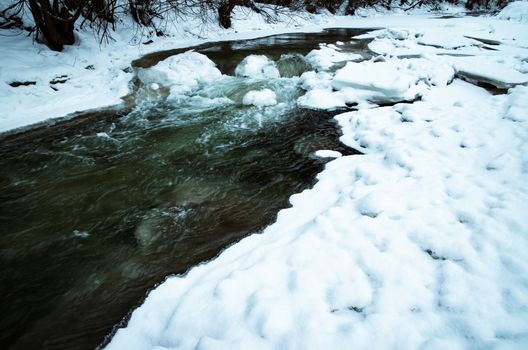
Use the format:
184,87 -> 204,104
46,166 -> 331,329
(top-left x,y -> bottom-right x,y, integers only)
235,55 -> 280,79
242,89 -> 277,106
138,51 -> 222,95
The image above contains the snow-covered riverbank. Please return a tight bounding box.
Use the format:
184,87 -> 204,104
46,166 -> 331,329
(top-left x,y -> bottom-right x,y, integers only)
0,3 -> 472,133
101,3 -> 528,350
3,2 -> 528,349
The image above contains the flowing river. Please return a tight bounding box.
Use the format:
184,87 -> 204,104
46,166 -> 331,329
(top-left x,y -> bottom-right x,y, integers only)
0,28 -> 371,349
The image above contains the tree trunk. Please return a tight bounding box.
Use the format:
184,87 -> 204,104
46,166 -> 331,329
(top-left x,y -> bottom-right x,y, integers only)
218,0 -> 237,29
28,0 -> 83,51
129,0 -> 152,26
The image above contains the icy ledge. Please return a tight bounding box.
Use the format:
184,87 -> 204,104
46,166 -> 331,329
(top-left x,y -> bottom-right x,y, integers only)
106,79 -> 528,350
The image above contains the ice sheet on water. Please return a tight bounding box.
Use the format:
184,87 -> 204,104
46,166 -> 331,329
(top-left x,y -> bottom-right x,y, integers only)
298,57 -> 454,109
305,44 -> 362,71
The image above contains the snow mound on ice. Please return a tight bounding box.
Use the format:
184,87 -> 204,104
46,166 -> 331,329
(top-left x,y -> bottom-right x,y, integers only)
106,79 -> 528,350
235,55 -> 280,79
242,89 -> 277,106
361,26 -> 486,57
452,57 -> 528,89
497,1 -> 528,23
305,44 -> 363,71
298,58 -> 454,109
138,51 -> 222,95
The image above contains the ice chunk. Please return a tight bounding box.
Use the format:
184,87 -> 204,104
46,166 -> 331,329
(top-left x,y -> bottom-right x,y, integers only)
315,150 -> 342,158
298,58 -> 454,110
242,89 -> 277,106
235,55 -> 280,79
453,57 -> 528,89
305,45 -> 363,71
333,60 -> 416,97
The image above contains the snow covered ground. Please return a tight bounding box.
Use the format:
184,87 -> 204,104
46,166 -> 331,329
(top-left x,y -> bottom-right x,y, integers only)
3,1 -> 528,349
103,3 -> 528,350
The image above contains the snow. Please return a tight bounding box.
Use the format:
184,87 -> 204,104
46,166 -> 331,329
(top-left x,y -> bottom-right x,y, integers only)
242,89 -> 277,106
450,56 -> 528,89
105,8 -> 528,350
314,150 -> 342,158
107,80 -> 528,350
299,57 -> 454,109
3,4 -> 528,350
305,44 -> 363,71
234,55 -> 281,79
138,51 -> 222,96
497,1 -> 528,23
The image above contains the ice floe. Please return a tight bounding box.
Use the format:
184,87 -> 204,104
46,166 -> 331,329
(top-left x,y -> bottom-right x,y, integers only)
305,44 -> 363,71
299,57 -> 454,109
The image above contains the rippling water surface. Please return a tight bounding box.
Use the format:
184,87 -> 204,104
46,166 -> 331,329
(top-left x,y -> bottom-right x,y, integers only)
0,28 -> 369,349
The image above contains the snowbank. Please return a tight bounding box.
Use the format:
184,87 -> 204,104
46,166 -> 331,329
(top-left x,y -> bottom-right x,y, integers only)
242,89 -> 278,106
106,78 -> 528,350
497,1 -> 528,23
106,13 -> 528,350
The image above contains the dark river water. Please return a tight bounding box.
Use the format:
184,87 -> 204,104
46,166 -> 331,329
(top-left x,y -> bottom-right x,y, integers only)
0,28 -> 370,350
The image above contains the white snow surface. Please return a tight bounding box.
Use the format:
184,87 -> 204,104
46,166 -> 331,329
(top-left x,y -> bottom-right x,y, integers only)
242,89 -> 278,106
497,1 -> 528,23
106,10 -> 528,350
